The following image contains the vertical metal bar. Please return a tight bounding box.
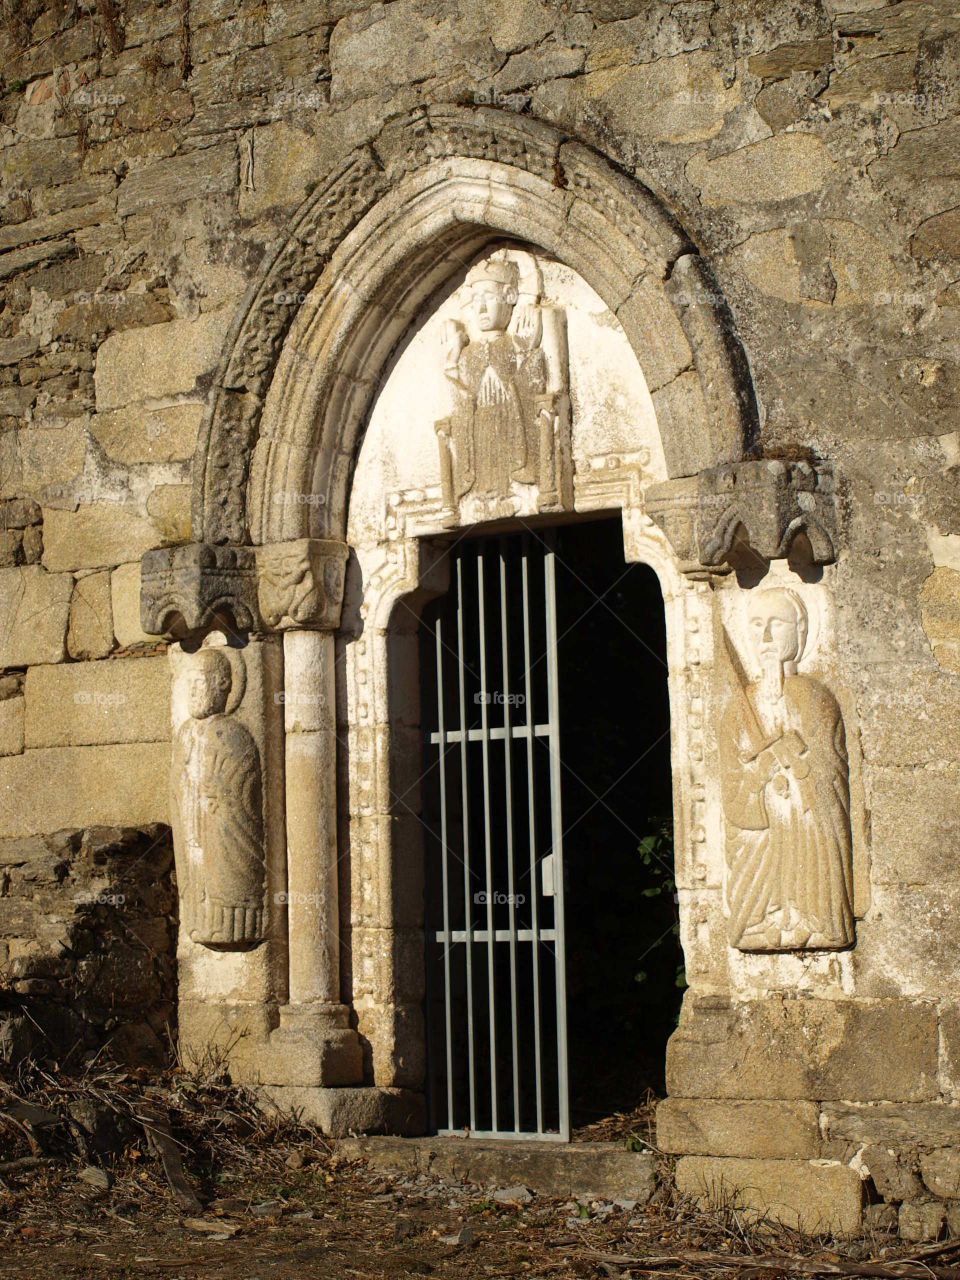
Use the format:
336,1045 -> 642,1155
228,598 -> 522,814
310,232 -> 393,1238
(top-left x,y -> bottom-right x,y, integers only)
544,537 -> 570,1141
435,615 -> 455,1132
499,544 -> 521,1133
477,550 -> 498,1132
456,556 -> 476,1133
521,542 -> 544,1135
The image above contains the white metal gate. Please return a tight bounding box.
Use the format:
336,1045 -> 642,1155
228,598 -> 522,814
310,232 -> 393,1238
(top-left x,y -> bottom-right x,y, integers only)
422,532 -> 569,1140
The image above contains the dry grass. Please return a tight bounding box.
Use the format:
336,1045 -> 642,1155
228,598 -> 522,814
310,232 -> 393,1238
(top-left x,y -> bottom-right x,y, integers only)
95,0 -> 124,56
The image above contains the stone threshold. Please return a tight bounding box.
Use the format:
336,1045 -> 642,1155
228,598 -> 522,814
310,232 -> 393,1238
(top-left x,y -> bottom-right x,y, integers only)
334,1135 -> 658,1203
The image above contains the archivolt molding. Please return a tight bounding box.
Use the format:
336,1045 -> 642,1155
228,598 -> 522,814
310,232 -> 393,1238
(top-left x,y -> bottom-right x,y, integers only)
193,105 -> 759,553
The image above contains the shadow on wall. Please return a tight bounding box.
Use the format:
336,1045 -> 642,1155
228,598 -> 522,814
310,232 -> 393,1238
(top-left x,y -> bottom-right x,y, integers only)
0,825 -> 177,1069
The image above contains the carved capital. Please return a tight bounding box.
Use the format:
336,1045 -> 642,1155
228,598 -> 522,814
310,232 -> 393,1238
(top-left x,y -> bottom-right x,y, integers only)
140,543 -> 261,639
644,460 -> 839,577
256,538 -> 349,631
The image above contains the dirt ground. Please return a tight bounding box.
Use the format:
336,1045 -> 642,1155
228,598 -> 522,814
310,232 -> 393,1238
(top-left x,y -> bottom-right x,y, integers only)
2,1065 -> 959,1280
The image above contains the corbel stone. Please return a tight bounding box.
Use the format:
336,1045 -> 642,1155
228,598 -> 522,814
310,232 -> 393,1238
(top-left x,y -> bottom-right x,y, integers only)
255,538 -> 350,631
140,543 -> 261,639
644,459 -> 839,577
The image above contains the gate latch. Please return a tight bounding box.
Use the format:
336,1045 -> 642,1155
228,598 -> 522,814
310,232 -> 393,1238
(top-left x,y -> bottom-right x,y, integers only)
541,853 -> 556,897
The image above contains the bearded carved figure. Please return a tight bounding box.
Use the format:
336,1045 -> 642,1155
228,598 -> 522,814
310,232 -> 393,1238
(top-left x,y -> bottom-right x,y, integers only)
435,251 -> 571,523
170,647 -> 267,949
719,589 -> 855,952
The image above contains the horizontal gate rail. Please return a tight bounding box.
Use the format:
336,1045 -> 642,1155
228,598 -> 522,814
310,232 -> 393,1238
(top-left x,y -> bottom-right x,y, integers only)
429,928 -> 558,944
428,724 -> 552,743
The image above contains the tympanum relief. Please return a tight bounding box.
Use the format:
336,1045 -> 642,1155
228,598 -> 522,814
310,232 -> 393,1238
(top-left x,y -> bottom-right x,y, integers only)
719,588 -> 855,953
435,250 -> 572,525
171,644 -> 268,949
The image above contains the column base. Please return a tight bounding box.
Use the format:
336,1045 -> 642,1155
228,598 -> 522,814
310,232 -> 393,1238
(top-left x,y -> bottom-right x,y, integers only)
178,999 -> 364,1087
265,1002 -> 364,1086
259,1085 -> 426,1137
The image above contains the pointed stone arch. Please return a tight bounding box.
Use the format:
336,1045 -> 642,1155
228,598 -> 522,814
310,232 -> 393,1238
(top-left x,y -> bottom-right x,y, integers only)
192,105 -> 759,549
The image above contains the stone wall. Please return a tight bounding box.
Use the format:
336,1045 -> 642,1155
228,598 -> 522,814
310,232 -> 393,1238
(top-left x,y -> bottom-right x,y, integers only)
0,824 -> 176,1067
1,0 -> 959,1236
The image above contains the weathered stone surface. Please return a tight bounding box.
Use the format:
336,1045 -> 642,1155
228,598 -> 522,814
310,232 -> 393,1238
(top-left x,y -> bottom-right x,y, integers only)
260,1086 -> 425,1139
0,696 -> 24,757
41,504 -> 162,573
869,764 -> 960,884
675,1157 -> 863,1235
820,1103 -> 960,1150
686,135 -> 839,206
93,310 -> 234,412
340,1136 -> 658,1202
67,570 -> 114,661
0,825 -> 176,1068
23,656 -> 169,749
0,566 -> 73,667
920,568 -> 960,673
111,562 -> 155,649
920,1149 -> 960,1199
657,1099 -> 821,1159
582,52 -> 741,145
89,403 -> 203,465
666,997 -> 939,1101
115,143 -> 238,217
146,484 -> 191,543
19,423 -> 88,494
0,743 -> 169,839
899,1200 -> 947,1243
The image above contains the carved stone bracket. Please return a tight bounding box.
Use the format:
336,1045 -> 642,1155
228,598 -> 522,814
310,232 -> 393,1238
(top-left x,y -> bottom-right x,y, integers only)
140,543 -> 261,639
644,460 -> 839,578
140,538 -> 351,639
256,538 -> 349,631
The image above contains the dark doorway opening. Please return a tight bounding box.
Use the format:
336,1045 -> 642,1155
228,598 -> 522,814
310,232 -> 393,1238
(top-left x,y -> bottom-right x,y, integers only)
419,515 -> 679,1140
551,517 -> 679,1136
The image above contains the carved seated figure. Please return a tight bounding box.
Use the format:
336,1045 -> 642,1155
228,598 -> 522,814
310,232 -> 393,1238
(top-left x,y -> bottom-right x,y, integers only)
720,589 -> 855,952
435,252 -> 570,522
171,648 -> 266,949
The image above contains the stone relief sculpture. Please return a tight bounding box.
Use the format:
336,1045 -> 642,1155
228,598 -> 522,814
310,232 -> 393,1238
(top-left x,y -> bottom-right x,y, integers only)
170,646 -> 267,949
435,249 -> 572,525
719,588 -> 855,952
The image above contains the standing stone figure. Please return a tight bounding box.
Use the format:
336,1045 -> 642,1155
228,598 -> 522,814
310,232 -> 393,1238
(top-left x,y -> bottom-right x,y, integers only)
719,589 -> 855,952
435,252 -> 570,523
171,647 -> 267,949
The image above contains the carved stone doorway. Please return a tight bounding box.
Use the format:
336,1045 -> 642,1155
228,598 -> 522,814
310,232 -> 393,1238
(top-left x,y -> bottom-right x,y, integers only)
419,515 -> 676,1140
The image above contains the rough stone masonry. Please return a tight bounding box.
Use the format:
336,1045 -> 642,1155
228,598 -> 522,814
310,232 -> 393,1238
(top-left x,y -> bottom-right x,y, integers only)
1,0 -> 959,1240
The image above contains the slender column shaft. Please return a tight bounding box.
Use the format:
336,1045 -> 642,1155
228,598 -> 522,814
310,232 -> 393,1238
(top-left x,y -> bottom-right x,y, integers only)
283,628 -> 340,1007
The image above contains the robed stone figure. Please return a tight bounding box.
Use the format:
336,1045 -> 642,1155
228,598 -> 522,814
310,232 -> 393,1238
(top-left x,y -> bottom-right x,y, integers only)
436,253 -> 570,521
171,647 -> 267,949
719,589 -> 855,952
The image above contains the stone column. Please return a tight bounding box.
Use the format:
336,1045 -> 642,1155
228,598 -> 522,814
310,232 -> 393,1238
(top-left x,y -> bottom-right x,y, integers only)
257,538 -> 363,1086
282,627 -> 341,1008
